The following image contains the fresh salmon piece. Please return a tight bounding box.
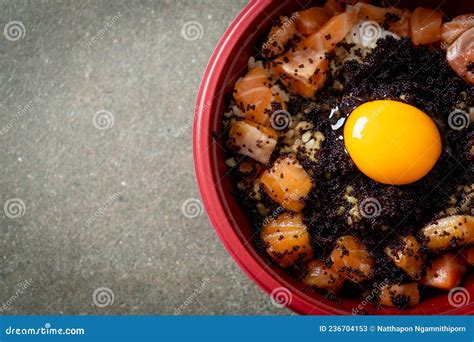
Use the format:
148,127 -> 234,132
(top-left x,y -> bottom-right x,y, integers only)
261,212 -> 313,268
384,235 -> 423,280
420,253 -> 466,290
410,7 -> 443,45
460,246 -> 474,266
447,28 -> 474,85
379,283 -> 420,308
259,155 -> 312,212
330,235 -> 374,283
422,215 -> 474,251
233,66 -> 287,126
263,16 -> 297,58
270,8 -> 357,98
295,7 -> 331,36
289,66 -> 329,98
228,120 -> 278,164
441,14 -> 474,49
273,48 -> 326,81
323,0 -> 370,16
304,260 -> 344,292
271,49 -> 329,98
302,6 -> 360,52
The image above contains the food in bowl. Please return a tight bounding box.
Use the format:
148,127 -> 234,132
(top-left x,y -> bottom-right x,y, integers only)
221,0 -> 473,310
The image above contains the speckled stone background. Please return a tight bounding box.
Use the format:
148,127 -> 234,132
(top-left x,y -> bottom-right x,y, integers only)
0,0 -> 291,315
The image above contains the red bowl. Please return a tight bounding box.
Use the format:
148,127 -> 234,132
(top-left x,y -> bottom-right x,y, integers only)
193,0 -> 474,315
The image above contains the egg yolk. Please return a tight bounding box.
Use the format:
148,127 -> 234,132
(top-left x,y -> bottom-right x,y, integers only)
344,100 -> 442,185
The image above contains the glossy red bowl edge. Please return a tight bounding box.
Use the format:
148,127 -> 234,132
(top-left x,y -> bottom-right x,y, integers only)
193,0 -> 474,315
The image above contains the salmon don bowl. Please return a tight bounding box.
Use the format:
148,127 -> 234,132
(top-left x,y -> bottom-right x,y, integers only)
193,0 -> 474,315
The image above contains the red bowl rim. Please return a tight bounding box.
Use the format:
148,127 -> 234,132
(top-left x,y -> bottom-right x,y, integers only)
193,0 -> 474,315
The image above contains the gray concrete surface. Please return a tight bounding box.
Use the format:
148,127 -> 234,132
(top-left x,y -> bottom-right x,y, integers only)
0,0 -> 290,315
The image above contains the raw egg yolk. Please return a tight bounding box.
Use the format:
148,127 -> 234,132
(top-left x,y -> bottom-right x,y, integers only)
344,100 -> 442,185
